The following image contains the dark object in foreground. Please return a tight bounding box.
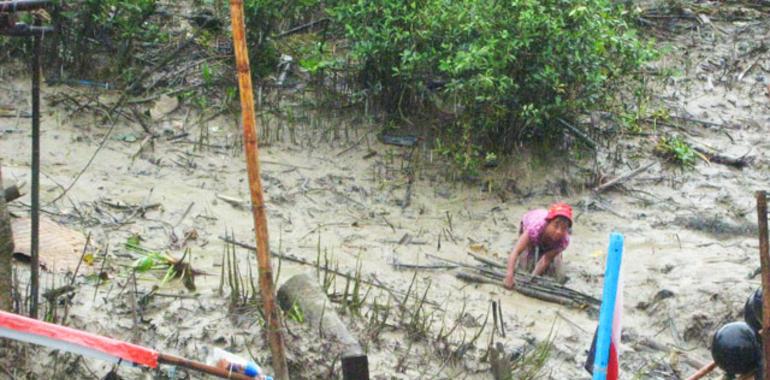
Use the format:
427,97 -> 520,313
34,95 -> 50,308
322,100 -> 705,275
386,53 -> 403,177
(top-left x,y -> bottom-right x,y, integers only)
0,23 -> 52,36
745,288 -> 763,334
3,185 -> 21,202
277,273 -> 369,380
711,322 -> 760,376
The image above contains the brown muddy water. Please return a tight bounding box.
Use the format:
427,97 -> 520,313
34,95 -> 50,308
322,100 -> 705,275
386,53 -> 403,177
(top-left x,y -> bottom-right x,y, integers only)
1,10 -> 770,380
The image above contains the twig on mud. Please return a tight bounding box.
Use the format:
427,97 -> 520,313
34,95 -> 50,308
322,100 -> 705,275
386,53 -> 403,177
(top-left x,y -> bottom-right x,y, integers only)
116,188 -> 155,226
69,232 -> 91,287
92,244 -> 110,302
593,161 -> 657,193
555,310 -> 588,334
219,235 -> 440,307
131,134 -> 155,161
129,270 -> 139,343
129,107 -> 155,136
260,160 -> 314,170
381,215 -> 396,232
48,101 -> 124,205
693,146 -> 753,169
100,199 -> 161,212
336,131 -> 370,157
174,202 -> 195,227
389,257 -> 457,271
583,198 -> 628,219
668,115 -> 725,129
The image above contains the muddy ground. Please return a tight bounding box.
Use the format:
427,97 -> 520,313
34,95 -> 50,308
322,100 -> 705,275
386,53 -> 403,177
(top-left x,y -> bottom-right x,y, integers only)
1,2 -> 769,379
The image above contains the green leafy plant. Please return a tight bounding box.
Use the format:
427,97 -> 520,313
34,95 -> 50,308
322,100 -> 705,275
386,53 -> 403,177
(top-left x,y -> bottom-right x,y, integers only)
287,301 -> 305,323
126,238 -> 196,290
655,135 -> 701,167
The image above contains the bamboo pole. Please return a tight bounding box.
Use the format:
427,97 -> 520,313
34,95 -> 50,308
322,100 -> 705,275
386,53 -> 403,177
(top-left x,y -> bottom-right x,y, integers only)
757,190 -> 770,380
684,361 -> 716,380
227,2 -> 289,379
157,353 -> 255,380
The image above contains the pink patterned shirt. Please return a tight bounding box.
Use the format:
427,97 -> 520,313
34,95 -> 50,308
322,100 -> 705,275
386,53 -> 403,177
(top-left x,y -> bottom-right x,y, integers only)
520,209 -> 570,253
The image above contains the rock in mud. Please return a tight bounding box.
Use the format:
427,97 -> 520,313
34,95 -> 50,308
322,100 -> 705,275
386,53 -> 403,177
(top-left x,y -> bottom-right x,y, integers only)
150,94 -> 179,120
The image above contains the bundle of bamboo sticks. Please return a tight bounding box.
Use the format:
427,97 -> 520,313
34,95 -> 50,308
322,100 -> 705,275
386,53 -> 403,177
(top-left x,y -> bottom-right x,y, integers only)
428,252 -> 600,311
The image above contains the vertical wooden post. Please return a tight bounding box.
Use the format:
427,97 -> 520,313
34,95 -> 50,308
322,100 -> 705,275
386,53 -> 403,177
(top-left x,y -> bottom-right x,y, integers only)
29,15 -> 42,319
0,166 -> 13,311
227,2 -> 289,379
757,191 -> 770,380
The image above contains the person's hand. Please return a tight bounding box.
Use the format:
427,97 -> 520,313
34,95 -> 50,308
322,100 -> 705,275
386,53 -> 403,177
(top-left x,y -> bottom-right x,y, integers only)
503,275 -> 515,290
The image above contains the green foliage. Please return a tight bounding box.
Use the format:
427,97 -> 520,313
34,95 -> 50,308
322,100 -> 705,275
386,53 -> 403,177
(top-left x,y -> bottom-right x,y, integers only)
126,237 -> 195,290
509,325 -> 556,380
56,0 -> 166,77
242,0 -> 321,77
433,133 -> 484,177
329,0 -> 655,169
655,135 -> 698,167
287,301 -> 305,323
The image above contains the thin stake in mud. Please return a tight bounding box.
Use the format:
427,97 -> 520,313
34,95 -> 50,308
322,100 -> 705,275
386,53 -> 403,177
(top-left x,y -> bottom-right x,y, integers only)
29,12 -> 44,319
757,190 -> 770,380
92,243 -> 109,302
228,0 -> 288,378
69,232 -> 91,287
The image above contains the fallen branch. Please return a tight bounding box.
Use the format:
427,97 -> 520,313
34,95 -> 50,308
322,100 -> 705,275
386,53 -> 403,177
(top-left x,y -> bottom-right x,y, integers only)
593,161 -> 657,193
100,199 -> 161,212
694,146 -> 752,169
277,274 -> 369,380
557,118 -> 598,150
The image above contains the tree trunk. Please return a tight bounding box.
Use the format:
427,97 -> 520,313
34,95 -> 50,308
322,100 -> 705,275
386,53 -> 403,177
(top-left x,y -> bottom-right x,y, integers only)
277,273 -> 369,380
0,166 -> 14,311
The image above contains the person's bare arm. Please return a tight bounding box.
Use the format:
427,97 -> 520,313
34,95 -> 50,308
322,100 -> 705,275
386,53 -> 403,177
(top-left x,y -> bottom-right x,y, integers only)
504,233 -> 530,289
532,248 -> 562,276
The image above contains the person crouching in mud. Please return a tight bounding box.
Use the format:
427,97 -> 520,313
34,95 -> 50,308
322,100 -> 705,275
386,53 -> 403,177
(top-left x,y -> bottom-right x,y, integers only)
503,202 -> 572,289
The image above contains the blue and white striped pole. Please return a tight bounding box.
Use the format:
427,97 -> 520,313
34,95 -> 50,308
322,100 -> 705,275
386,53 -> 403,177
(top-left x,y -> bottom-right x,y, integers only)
592,232 -> 624,380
